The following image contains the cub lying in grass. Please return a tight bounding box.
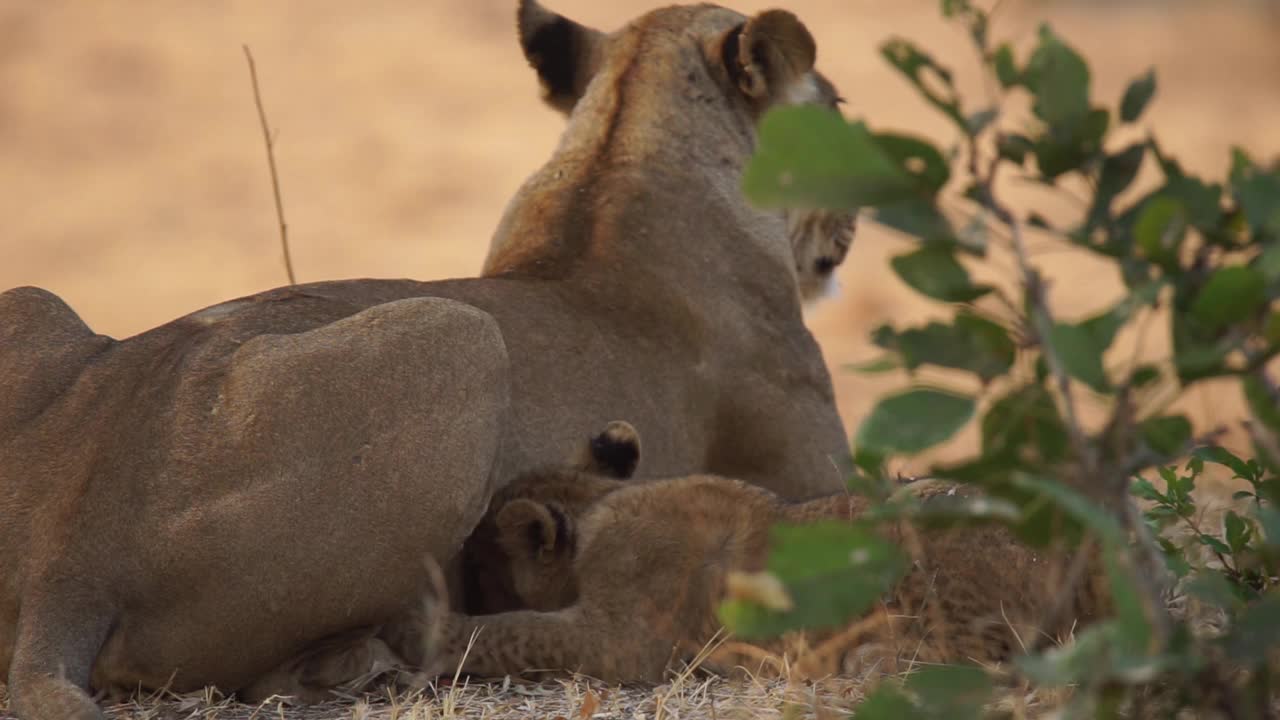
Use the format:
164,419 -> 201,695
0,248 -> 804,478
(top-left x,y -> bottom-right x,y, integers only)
435,422 -> 1110,682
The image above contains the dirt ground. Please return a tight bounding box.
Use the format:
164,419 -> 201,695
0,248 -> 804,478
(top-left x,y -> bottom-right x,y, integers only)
0,3 -> 1277,714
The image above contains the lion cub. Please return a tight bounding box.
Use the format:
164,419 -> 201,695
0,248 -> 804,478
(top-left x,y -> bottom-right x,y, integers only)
429,422 -> 1110,682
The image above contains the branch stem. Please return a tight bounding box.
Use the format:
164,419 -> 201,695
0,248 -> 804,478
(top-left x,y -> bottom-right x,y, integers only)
243,45 -> 296,286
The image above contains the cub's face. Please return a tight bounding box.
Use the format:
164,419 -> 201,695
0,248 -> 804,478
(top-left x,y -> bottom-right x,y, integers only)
463,471 -> 624,614
462,422 -> 639,614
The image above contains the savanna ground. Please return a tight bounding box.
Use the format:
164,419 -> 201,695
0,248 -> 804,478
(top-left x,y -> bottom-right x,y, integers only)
1,1 -> 1278,717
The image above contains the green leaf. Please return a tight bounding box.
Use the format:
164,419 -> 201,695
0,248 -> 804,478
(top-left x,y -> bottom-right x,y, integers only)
1130,364 -> 1161,388
1139,415 -> 1192,458
965,109 -> 998,136
905,665 -> 992,719
981,384 -> 1070,465
1130,477 -> 1166,503
1172,338 -> 1231,384
880,38 -> 966,129
1027,212 -> 1054,231
1032,107 -> 1109,179
1255,478 -> 1280,505
1147,135 -> 1184,180
873,132 -> 951,195
1010,473 -> 1125,543
1265,310 -> 1280,345
875,313 -> 1015,382
873,198 -> 964,249
997,133 -> 1033,165
1144,506 -> 1180,521
852,447 -> 889,484
890,247 -> 992,302
1134,196 -> 1188,267
1078,280 -> 1164,352
1257,243 -> 1280,283
1024,25 -> 1091,127
992,43 -> 1020,88
852,685 -> 922,720
1192,445 -> 1254,479
1259,507 -> 1280,549
1119,69 -> 1157,123
904,494 -> 1023,527
980,472 -> 1119,548
719,522 -> 907,638
1185,572 -> 1244,610
856,388 -> 976,454
1197,534 -> 1231,554
845,355 -> 902,375
1243,375 -> 1280,445
1016,622 -> 1113,686
745,106 -> 916,211
1103,547 -> 1153,658
953,313 -> 1017,377
1225,511 -> 1251,554
1222,593 -> 1280,664
1157,537 -> 1192,578
1190,266 -> 1266,330
1163,174 -> 1223,231
1232,159 -> 1280,237
1047,322 -> 1110,393
1087,144 -> 1146,230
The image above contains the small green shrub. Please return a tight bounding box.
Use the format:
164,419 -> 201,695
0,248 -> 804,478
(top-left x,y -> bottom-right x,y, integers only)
727,1 -> 1280,716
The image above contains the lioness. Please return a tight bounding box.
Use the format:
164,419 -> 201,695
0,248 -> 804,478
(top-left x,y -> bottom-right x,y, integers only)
2,2 -> 854,717
430,423 -> 1111,682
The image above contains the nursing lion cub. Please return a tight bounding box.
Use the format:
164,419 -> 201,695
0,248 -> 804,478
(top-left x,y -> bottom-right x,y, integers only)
438,423 -> 1111,682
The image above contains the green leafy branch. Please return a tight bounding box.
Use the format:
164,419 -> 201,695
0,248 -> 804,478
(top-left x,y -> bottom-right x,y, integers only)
731,0 -> 1280,716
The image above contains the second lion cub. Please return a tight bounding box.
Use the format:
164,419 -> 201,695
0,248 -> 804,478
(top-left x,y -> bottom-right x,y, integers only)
433,422 -> 1110,682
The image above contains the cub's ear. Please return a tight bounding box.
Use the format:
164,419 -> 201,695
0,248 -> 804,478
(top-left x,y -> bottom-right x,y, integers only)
721,9 -> 818,109
586,420 -> 641,479
495,499 -> 571,563
517,0 -> 606,115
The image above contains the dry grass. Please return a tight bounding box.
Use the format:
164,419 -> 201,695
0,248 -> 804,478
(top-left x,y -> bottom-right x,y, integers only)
0,487 -> 1251,720
0,659 -> 1086,720
0,674 -> 870,720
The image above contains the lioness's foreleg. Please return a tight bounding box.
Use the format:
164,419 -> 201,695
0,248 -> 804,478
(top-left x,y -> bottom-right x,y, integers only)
8,582 -> 114,720
239,632 -> 402,704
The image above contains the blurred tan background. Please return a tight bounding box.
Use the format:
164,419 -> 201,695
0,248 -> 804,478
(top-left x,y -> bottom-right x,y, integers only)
2,1 -> 1278,476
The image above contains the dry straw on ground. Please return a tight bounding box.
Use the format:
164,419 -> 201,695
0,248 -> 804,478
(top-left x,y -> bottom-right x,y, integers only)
0,663 -> 1082,720
0,551 -> 1243,720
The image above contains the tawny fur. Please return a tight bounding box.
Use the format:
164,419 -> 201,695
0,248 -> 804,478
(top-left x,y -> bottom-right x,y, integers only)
432,451 -> 1111,683
1,2 -> 859,716
240,423 -> 643,702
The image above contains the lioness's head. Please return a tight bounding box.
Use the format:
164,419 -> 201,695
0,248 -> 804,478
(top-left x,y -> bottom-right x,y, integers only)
489,1 -> 856,303
462,421 -> 640,614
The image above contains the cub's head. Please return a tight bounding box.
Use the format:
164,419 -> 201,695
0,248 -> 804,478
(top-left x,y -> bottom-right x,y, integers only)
462,421 -> 640,614
506,1 -> 856,303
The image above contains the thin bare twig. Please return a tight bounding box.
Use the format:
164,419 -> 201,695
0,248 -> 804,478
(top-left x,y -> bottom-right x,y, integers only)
243,45 -> 296,286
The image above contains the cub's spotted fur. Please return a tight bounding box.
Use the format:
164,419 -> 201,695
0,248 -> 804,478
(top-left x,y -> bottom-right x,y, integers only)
432,424 -> 1110,682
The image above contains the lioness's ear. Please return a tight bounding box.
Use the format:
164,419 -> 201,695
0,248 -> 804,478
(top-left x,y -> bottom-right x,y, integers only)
495,499 -> 570,562
722,10 -> 818,109
517,0 -> 606,115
